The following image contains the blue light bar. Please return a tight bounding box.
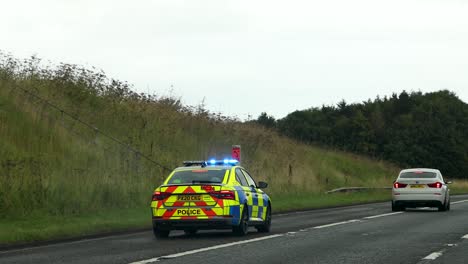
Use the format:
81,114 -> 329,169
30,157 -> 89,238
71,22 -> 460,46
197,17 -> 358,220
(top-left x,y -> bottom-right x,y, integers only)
206,159 -> 239,166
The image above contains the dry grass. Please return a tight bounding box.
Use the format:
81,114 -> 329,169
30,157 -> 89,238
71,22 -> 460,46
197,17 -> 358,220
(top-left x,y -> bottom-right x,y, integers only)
451,179 -> 468,194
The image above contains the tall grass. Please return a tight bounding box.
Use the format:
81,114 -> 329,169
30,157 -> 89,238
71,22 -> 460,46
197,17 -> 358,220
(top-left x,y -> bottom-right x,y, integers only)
0,53 -> 402,221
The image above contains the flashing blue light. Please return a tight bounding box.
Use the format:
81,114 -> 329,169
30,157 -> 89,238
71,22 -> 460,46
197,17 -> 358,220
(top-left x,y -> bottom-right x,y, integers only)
205,159 -> 239,166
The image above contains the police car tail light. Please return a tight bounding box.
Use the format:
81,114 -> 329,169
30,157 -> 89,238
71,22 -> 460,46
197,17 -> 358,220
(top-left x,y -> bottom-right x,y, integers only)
152,191 -> 170,201
427,182 -> 443,188
393,182 -> 407,188
210,190 -> 235,200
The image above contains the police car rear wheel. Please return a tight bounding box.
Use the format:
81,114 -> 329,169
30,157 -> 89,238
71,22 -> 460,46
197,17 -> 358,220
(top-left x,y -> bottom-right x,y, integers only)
153,227 -> 170,239
233,206 -> 248,236
256,205 -> 271,233
184,229 -> 198,235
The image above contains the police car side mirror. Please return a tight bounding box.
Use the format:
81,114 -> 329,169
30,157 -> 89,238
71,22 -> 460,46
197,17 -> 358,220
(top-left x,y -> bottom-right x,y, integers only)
257,181 -> 268,189
446,181 -> 453,185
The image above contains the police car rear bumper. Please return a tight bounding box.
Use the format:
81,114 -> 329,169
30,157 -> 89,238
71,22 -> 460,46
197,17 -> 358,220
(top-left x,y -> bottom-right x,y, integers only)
152,217 -> 234,230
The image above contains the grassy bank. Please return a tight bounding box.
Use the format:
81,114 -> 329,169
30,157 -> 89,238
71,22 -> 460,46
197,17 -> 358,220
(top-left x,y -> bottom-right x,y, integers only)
1,53 -> 466,245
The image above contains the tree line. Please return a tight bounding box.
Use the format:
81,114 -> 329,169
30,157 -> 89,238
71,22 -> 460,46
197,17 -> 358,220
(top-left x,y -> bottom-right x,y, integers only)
256,90 -> 468,179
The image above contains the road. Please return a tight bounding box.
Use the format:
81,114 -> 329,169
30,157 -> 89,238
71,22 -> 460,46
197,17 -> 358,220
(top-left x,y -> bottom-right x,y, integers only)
1,195 -> 468,264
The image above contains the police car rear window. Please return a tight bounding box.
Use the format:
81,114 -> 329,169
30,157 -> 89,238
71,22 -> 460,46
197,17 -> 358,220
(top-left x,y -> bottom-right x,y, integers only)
168,169 -> 227,184
399,172 -> 437,179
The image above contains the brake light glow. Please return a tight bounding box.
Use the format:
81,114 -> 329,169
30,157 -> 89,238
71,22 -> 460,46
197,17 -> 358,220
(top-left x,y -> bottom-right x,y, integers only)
427,182 -> 443,188
393,182 -> 407,188
210,190 -> 236,200
152,191 -> 170,201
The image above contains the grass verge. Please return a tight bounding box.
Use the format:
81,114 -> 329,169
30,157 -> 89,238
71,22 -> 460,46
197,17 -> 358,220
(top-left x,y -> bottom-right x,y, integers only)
0,207 -> 151,246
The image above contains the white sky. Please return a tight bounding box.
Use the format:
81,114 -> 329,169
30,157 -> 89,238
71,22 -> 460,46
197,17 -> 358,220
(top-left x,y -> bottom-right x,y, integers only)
1,0 -> 467,119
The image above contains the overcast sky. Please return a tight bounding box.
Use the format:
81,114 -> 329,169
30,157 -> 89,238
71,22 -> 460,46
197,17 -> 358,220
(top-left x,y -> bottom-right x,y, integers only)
1,0 -> 467,119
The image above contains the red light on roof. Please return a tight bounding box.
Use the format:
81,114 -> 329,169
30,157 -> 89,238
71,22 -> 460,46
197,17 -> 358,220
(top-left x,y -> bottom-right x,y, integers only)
192,170 -> 208,173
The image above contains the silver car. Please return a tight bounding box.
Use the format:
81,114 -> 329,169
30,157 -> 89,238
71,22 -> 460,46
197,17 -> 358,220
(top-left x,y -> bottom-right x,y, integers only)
392,168 -> 451,211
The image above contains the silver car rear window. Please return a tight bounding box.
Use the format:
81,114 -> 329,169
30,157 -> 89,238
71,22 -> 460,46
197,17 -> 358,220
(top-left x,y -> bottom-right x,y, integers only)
399,172 -> 437,178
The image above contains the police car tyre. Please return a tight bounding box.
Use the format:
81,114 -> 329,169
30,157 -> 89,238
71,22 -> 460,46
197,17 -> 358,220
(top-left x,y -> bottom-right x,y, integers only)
233,206 -> 249,236
184,229 -> 198,235
256,205 -> 271,233
153,227 -> 170,239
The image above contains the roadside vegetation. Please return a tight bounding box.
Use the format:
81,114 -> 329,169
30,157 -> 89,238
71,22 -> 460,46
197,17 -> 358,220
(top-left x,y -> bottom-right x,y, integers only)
1,52 -> 467,245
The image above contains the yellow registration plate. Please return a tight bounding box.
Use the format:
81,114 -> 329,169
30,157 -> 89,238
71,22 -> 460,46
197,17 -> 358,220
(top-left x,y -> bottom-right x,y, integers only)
410,185 -> 425,188
173,208 -> 203,217
178,195 -> 202,201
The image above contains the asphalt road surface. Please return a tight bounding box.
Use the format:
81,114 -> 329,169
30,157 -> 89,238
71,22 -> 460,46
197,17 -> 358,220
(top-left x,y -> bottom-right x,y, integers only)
1,195 -> 468,264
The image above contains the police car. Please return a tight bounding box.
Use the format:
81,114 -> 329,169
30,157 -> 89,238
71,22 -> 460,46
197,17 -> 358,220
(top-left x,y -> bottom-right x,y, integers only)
150,159 -> 271,238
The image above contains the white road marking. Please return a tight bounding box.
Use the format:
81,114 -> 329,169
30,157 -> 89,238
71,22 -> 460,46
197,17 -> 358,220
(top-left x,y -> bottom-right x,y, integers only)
128,234 -> 283,264
130,217 -> 364,264
422,251 -> 444,260
451,200 -> 468,205
462,234 -> 468,239
363,212 -> 403,219
313,219 -> 361,229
